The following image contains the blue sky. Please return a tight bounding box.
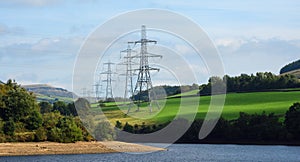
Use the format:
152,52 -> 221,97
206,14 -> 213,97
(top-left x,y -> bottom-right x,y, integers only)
0,0 -> 300,93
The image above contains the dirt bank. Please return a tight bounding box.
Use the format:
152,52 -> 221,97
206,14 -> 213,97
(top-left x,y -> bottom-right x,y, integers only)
0,141 -> 165,156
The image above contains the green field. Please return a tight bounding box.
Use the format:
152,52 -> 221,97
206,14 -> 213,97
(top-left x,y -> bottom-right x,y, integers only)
36,94 -> 74,103
90,90 -> 300,125
168,89 -> 199,97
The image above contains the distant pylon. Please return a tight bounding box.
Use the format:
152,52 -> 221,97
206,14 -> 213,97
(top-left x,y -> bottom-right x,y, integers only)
101,61 -> 115,100
93,81 -> 101,100
130,25 -> 162,112
118,43 -> 136,101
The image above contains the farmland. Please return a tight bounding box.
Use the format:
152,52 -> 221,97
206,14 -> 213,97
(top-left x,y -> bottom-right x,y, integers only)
90,90 -> 300,125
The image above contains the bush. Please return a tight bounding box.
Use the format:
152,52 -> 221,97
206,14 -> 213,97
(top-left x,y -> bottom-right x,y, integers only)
55,117 -> 83,143
15,132 -> 35,142
285,102 -> 300,139
48,127 -> 62,142
94,120 -> 116,141
35,127 -> 47,141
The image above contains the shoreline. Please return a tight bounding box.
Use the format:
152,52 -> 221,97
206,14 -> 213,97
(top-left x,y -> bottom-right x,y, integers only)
0,141 -> 165,156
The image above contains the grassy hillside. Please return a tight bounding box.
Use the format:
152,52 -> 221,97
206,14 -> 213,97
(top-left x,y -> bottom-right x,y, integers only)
168,89 -> 199,98
22,84 -> 75,103
281,69 -> 300,79
35,93 -> 74,103
90,90 -> 300,125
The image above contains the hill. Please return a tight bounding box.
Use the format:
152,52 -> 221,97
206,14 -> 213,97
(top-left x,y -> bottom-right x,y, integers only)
92,89 -> 300,125
22,84 -> 75,103
280,59 -> 300,75
280,69 -> 300,79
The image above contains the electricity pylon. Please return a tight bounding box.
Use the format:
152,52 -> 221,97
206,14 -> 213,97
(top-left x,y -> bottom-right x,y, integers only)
93,81 -> 101,100
101,62 -> 115,100
130,25 -> 162,112
119,43 -> 136,101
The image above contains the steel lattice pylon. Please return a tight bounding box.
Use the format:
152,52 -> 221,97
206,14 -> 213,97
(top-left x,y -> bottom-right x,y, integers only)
118,43 -> 136,101
130,25 -> 162,112
101,62 -> 115,100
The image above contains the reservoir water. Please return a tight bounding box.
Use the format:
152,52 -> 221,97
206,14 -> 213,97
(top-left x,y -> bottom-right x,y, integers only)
1,144 -> 300,162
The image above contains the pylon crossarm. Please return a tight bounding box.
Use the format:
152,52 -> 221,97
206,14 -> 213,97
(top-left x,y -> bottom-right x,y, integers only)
146,52 -> 163,58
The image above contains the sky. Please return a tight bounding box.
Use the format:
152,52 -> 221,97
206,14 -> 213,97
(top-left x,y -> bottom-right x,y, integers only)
0,0 -> 300,94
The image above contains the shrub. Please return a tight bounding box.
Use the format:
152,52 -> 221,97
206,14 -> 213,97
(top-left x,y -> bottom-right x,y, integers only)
94,120 -> 116,141
35,127 -> 47,141
285,102 -> 300,139
15,132 -> 35,142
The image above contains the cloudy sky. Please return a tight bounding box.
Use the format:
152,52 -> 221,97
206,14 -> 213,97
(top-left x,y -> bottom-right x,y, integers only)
0,0 -> 299,93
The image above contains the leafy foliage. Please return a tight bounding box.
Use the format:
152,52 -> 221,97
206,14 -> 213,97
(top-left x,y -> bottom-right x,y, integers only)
25,111 -> 43,130
200,72 -> 300,95
3,119 -> 15,136
0,80 -> 90,143
56,116 -> 83,142
39,102 -> 53,114
285,102 -> 300,139
0,80 -> 40,122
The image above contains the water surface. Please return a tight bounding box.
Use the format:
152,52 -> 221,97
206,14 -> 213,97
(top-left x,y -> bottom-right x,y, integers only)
1,144 -> 299,162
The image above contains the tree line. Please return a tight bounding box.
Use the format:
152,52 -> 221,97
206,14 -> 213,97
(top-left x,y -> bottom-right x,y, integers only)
131,84 -> 199,101
200,72 -> 300,95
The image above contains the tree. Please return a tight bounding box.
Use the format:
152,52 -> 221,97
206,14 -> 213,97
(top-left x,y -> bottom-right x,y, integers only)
53,101 -> 69,116
42,111 -> 62,130
25,111 -> 43,130
39,102 -> 52,114
0,80 -> 40,122
57,116 -> 83,143
67,103 -> 78,116
285,102 -> 300,139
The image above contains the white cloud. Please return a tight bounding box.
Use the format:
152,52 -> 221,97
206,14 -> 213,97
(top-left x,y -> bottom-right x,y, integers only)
0,37 -> 84,90
217,37 -> 300,75
215,38 -> 245,48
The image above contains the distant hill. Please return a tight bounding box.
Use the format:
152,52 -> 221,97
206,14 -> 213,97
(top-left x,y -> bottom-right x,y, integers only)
22,84 -> 76,103
280,69 -> 300,79
280,59 -> 300,74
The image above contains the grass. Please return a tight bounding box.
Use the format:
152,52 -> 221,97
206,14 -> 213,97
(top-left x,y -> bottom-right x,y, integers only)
168,89 -> 199,97
36,94 -> 74,103
90,90 -> 300,125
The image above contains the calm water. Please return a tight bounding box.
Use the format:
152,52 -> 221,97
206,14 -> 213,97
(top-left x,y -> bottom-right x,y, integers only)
1,144 -> 300,162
